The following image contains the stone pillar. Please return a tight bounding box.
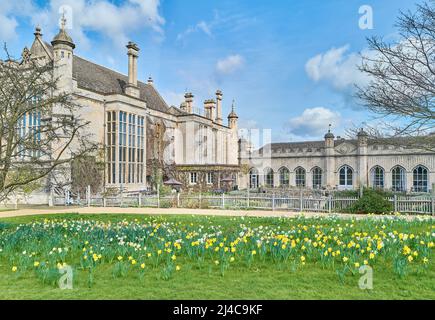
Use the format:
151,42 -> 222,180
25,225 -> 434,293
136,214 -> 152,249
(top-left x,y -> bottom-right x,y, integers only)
357,129 -> 369,189
216,90 -> 223,124
406,171 -> 414,192
274,171 -> 281,188
306,171 -> 313,189
324,130 -> 335,188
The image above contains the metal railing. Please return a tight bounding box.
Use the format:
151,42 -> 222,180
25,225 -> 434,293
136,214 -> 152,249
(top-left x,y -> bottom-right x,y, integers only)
52,189 -> 435,215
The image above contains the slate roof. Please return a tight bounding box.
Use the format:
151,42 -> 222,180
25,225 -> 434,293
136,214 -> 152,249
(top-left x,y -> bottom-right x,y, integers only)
260,141 -> 326,152
72,55 -> 170,113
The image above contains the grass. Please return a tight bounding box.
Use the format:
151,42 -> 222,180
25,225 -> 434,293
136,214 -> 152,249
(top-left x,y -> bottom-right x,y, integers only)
0,213 -> 433,300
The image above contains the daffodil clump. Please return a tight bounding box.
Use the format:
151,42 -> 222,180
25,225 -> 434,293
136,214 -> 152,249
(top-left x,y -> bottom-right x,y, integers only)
0,216 -> 433,287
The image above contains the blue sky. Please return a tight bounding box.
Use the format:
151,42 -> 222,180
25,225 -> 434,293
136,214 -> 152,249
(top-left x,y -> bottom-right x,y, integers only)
0,0 -> 419,142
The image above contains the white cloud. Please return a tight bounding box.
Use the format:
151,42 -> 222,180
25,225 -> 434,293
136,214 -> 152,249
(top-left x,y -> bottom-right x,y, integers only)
2,0 -> 165,49
286,107 -> 342,138
177,20 -> 212,42
0,1 -> 34,42
0,15 -> 18,43
305,45 -> 369,91
162,91 -> 185,107
216,54 -> 245,75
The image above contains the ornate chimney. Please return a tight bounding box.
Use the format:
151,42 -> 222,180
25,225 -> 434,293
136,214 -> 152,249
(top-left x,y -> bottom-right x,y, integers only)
216,90 -> 223,124
204,99 -> 216,120
184,93 -> 194,113
125,42 -> 140,98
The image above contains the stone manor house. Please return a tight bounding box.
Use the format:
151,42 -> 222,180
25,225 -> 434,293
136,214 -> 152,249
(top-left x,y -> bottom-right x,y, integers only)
21,24 -> 240,200
8,24 -> 435,204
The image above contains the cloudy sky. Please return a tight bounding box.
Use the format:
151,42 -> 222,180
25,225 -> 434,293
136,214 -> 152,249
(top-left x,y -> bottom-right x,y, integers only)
0,0 -> 417,142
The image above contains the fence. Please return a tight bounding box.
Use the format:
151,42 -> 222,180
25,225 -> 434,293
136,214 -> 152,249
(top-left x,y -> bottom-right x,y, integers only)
52,189 -> 435,215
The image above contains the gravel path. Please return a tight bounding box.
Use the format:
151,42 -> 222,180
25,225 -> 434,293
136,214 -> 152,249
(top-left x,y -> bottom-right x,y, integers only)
0,206 -> 433,221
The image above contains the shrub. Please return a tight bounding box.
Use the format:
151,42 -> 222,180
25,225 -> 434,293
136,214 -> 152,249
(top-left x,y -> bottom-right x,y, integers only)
0,222 -> 10,231
348,188 -> 393,214
159,199 -> 173,208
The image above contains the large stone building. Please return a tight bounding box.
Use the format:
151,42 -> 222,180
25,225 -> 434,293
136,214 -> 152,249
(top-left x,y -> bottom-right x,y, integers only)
7,24 -> 435,205
23,24 -> 240,197
239,129 -> 435,193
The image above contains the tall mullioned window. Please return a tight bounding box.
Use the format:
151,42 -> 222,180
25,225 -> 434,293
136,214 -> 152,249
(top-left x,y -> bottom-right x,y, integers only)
28,111 -> 41,158
16,114 -> 27,159
295,167 -> 306,187
339,166 -> 353,188
128,114 -> 136,184
137,116 -> 145,184
249,168 -> 259,189
107,111 -> 117,184
279,167 -> 290,187
312,167 -> 322,189
118,111 -> 127,184
371,166 -> 385,189
413,165 -> 428,192
106,111 -> 145,185
264,168 -> 274,188
392,166 -> 406,192
16,96 -> 42,159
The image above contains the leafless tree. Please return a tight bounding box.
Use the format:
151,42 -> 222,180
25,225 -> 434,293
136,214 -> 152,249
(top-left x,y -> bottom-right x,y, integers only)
356,1 -> 435,151
0,47 -> 97,201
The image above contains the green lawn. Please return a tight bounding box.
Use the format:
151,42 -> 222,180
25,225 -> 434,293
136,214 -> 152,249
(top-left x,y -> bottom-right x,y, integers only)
0,213 -> 433,300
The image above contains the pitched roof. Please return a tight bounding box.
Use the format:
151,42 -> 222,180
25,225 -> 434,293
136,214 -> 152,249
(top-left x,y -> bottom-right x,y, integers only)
72,56 -> 170,113
260,141 -> 325,152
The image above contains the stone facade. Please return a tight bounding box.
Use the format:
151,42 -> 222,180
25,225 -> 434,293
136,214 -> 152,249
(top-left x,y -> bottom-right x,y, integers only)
20,26 -> 240,197
239,129 -> 435,193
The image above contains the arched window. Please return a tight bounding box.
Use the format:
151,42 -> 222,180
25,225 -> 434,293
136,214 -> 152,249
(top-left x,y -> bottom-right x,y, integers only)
249,168 -> 259,189
339,166 -> 353,188
370,166 -> 385,189
295,167 -> 306,187
279,167 -> 290,187
312,167 -> 322,189
264,168 -> 274,188
413,166 -> 428,192
392,166 -> 406,192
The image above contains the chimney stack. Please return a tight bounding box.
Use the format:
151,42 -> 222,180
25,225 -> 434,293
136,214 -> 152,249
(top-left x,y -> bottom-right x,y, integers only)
204,99 -> 216,120
216,90 -> 223,124
125,42 -> 140,98
184,93 -> 194,113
